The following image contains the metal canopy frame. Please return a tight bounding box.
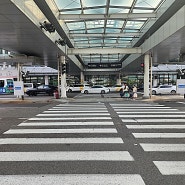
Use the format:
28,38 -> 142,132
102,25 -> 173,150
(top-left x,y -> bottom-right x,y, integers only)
54,0 -> 165,67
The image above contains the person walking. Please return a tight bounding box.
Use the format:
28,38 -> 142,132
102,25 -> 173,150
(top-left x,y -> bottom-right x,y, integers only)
132,85 -> 137,100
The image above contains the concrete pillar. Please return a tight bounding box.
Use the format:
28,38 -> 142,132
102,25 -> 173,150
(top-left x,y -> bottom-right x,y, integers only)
45,75 -> 49,85
80,71 -> 84,84
60,56 -> 67,98
116,73 -> 121,85
143,54 -> 150,98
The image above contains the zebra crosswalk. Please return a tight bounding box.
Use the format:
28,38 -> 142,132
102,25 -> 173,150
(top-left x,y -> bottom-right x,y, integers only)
111,102 -> 185,179
0,102 -> 145,185
1,101 -> 185,184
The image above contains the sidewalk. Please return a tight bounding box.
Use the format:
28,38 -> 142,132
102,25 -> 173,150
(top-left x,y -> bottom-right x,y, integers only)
0,93 -> 184,104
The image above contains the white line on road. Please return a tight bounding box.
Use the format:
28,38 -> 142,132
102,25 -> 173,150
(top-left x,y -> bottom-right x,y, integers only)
114,107 -> 178,112
154,161 -> 185,175
126,125 -> 185,129
120,115 -> 185,118
0,151 -> 134,161
111,104 -> 165,106
140,143 -> 185,151
46,110 -> 108,113
0,137 -> 123,144
117,112 -> 184,114
19,121 -> 114,126
122,119 -> 185,123
51,107 -> 107,110
56,104 -> 105,107
0,174 -> 145,185
4,128 -> 117,134
36,113 -> 110,116
29,117 -> 111,120
133,133 -> 185,138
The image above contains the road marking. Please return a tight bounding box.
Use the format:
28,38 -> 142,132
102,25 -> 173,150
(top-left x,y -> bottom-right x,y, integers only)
0,174 -> 145,185
46,110 -> 108,113
0,151 -> 134,161
0,137 -> 123,144
154,161 -> 185,175
51,107 -> 107,110
29,117 -> 111,120
118,112 -> 184,114
122,119 -> 185,123
133,133 -> 185,138
140,143 -> 185,151
111,104 -> 165,107
120,115 -> 185,118
19,121 -> 114,126
4,128 -> 117,134
115,108 -> 177,111
126,125 -> 185,129
56,104 -> 105,107
36,113 -> 110,116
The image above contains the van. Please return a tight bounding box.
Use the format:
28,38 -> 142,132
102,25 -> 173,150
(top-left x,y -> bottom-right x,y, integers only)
67,84 -> 91,92
24,83 -> 34,92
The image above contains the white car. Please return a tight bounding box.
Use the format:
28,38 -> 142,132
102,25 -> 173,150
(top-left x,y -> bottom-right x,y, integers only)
109,84 -> 125,92
66,84 -> 91,92
151,85 -> 176,95
81,85 -> 110,94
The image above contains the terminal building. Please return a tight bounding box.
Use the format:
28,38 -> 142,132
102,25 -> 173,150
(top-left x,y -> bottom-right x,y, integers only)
0,0 -> 185,97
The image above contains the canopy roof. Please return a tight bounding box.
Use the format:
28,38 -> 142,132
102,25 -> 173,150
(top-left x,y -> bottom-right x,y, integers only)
54,0 -> 165,65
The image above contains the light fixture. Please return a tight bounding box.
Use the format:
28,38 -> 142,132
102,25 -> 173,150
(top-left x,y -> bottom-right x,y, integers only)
40,21 -> 55,33
55,39 -> 66,46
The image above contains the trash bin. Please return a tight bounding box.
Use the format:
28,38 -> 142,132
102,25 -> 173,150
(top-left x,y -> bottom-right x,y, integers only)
54,90 -> 59,99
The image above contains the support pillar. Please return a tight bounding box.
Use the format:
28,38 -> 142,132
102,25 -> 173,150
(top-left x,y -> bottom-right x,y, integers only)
45,75 -> 49,85
80,71 -> 84,84
60,56 -> 67,98
116,73 -> 121,85
143,54 -> 150,98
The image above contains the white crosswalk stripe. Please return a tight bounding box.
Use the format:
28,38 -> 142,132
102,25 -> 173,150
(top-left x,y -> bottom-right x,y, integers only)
111,102 -> 185,179
0,174 -> 146,185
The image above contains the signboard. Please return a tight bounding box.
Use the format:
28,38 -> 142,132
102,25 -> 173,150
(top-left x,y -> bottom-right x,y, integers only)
88,62 -> 122,68
13,81 -> 24,96
176,79 -> 185,94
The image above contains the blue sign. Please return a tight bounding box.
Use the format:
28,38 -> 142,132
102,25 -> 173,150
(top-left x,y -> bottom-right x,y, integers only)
14,86 -> 22,90
178,84 -> 185,88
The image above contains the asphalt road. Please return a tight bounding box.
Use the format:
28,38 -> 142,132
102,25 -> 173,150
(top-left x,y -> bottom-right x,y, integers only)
0,93 -> 185,184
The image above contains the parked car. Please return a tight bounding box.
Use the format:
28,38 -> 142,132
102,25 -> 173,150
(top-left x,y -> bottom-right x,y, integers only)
25,84 -> 57,96
23,83 -> 35,93
81,85 -> 110,94
66,84 -> 91,92
108,84 -> 125,92
151,85 -> 176,95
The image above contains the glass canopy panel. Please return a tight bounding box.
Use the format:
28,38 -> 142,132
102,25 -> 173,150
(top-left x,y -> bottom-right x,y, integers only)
110,0 -> 133,6
66,22 -> 85,31
136,0 -> 164,8
106,20 -> 124,29
84,0 -> 107,7
125,21 -> 145,30
54,0 -> 81,10
84,8 -> 105,14
86,21 -> 105,29
87,28 -> 104,34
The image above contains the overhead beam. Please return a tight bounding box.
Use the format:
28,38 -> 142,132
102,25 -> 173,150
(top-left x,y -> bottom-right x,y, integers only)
74,43 -> 132,47
70,32 -> 141,38
59,13 -> 156,20
68,48 -> 142,55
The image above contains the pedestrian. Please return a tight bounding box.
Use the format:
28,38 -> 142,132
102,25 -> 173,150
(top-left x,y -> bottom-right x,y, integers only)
119,88 -> 124,98
132,85 -> 137,100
